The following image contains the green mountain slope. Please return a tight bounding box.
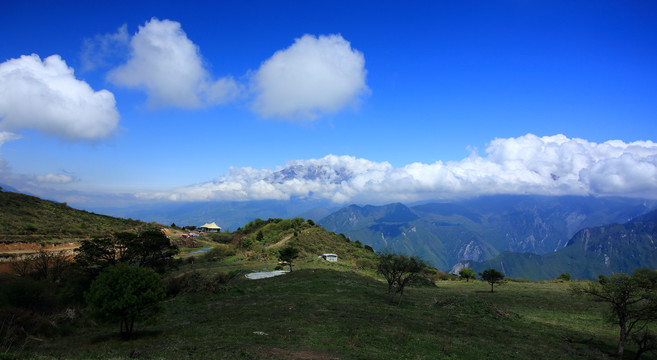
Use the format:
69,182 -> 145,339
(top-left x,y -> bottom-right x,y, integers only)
465,209 -> 657,280
319,195 -> 655,271
319,203 -> 497,270
0,190 -> 146,242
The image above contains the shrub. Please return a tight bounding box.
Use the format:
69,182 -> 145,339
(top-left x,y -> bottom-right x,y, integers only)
0,278 -> 58,313
355,258 -> 376,270
164,271 -> 212,296
555,273 -> 571,282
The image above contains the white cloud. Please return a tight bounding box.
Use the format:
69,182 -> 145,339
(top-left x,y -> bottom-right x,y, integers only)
251,34 -> 369,119
0,54 -> 119,141
36,173 -> 75,184
0,131 -> 21,171
0,131 -> 21,147
80,24 -> 130,71
136,134 -> 657,203
107,18 -> 240,108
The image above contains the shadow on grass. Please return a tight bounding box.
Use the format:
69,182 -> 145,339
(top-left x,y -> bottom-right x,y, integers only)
90,329 -> 163,343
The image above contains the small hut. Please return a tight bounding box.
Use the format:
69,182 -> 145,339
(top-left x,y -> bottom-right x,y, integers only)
200,222 -> 221,233
321,253 -> 338,262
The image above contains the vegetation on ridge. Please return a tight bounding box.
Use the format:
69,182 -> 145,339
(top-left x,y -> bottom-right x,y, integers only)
1,191 -> 657,359
0,190 -> 146,242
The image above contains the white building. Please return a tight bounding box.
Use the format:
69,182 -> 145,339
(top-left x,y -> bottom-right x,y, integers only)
321,253 -> 338,262
200,222 -> 221,233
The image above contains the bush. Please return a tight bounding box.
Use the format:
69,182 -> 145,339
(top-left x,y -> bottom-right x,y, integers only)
0,307 -> 61,351
206,232 -> 233,243
555,273 -> 571,282
0,278 -> 58,313
164,270 -> 241,296
355,258 -> 376,270
200,247 -> 234,262
164,272 -> 212,296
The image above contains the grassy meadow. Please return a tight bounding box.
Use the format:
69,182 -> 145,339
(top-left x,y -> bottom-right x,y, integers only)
11,255 -> 624,360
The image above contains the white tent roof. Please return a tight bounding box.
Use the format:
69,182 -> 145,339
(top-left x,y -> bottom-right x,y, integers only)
200,222 -> 221,229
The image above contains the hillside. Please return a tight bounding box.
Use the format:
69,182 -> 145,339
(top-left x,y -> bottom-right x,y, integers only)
12,259 -> 623,359
0,204 -> 648,359
319,195 -> 655,271
223,217 -> 380,269
0,189 -> 147,242
463,208 -> 657,280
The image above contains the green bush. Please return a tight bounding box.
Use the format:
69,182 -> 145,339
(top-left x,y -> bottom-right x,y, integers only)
164,271 -> 212,296
355,258 -> 376,270
200,247 -> 230,262
555,273 -> 571,282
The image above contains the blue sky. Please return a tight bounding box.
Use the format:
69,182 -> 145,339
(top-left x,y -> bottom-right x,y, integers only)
1,1 -> 656,207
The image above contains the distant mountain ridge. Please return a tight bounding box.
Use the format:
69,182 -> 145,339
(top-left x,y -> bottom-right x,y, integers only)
462,208 -> 657,280
91,199 -> 337,231
318,195 -> 656,271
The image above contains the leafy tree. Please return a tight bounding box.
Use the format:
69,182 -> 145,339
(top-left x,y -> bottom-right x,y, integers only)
85,263 -> 165,339
459,268 -> 476,282
278,246 -> 299,272
256,230 -> 264,242
75,230 -> 178,275
377,253 -> 427,306
572,269 -> 657,357
480,268 -> 504,293
125,230 -> 179,273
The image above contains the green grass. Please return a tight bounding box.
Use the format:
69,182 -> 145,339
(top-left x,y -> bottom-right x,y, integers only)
0,190 -> 147,241
15,260 -> 624,360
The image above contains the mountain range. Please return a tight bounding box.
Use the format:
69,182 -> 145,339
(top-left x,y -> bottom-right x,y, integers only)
318,195 -> 656,273
461,208 -> 657,280
7,184 -> 656,280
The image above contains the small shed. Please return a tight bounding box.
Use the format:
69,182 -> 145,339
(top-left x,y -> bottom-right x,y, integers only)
200,222 -> 221,233
321,253 -> 338,262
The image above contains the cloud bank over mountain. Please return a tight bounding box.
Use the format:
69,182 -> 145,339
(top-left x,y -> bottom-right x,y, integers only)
137,134 -> 657,203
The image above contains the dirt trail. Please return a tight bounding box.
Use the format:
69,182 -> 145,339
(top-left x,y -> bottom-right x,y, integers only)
0,241 -> 80,255
270,234 -> 293,248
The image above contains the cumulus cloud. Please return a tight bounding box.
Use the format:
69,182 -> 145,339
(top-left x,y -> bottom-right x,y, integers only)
0,54 -> 119,141
251,34 -> 369,119
107,18 -> 240,108
136,134 -> 657,203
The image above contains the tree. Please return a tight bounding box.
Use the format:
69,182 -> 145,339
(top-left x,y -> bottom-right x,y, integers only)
480,268 -> 504,293
571,269 -> 657,358
11,250 -> 69,281
125,230 -> 179,273
278,246 -> 299,272
459,268 -> 476,282
85,263 -> 165,339
377,253 -> 426,306
75,230 -> 178,275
